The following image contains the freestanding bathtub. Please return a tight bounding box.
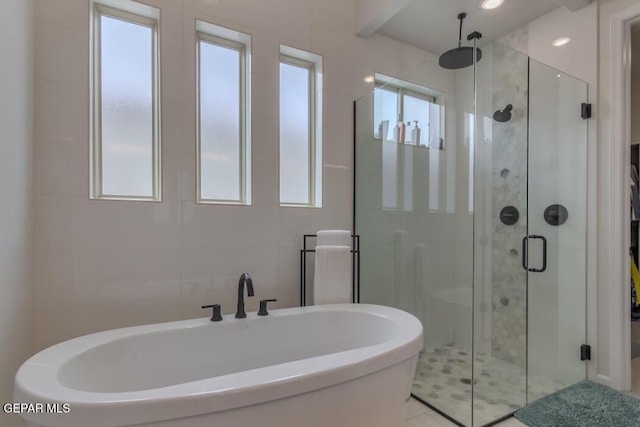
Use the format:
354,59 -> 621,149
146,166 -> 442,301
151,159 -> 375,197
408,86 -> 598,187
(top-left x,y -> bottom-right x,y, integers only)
15,304 -> 423,427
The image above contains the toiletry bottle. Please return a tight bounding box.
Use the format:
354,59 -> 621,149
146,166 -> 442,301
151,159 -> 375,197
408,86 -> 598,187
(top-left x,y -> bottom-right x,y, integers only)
398,121 -> 406,144
412,121 -> 421,146
379,120 -> 389,142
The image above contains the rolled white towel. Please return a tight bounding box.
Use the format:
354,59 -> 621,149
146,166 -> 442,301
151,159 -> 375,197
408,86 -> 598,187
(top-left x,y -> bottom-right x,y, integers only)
316,230 -> 352,247
313,245 -> 352,305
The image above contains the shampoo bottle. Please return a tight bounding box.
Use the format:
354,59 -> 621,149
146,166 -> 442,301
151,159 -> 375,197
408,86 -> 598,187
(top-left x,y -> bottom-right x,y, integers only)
412,121 -> 421,146
379,120 -> 389,142
398,121 -> 406,144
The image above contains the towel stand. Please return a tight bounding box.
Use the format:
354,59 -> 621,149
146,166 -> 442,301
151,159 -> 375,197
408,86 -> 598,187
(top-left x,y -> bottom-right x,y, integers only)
300,234 -> 360,306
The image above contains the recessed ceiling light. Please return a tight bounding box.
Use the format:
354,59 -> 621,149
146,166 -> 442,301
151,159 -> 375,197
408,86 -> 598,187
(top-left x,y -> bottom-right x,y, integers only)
552,37 -> 571,47
481,0 -> 504,10
364,75 -> 375,83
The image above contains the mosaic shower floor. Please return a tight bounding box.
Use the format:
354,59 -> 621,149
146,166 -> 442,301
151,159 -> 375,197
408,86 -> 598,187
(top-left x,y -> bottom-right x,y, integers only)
412,344 -> 569,426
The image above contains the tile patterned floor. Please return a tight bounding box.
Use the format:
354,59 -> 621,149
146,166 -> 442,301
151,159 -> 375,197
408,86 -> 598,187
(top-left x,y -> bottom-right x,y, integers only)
411,344 -> 568,426
404,398 -> 527,427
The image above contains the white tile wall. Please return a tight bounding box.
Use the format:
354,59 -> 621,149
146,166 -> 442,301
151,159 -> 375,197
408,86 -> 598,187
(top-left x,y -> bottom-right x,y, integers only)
0,0 -> 34,426
498,4 -> 598,88
32,0 -> 435,351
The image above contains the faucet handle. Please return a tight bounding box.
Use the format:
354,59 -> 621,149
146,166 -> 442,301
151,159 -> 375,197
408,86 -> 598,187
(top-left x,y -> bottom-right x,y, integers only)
258,299 -> 277,316
202,304 -> 223,322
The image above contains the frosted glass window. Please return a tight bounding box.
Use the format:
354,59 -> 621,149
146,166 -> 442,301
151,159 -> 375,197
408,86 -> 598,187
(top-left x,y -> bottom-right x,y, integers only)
374,79 -> 440,146
374,87 -> 398,141
280,61 -> 312,205
199,40 -> 242,202
373,76 -> 444,211
93,9 -> 159,200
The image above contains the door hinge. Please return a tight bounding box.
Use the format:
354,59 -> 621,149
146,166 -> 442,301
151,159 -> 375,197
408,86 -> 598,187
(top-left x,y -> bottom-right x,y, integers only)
580,344 -> 591,361
581,103 -> 592,119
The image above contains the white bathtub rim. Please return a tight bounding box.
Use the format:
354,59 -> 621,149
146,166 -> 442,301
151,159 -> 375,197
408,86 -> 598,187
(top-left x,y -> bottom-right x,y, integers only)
15,304 -> 423,427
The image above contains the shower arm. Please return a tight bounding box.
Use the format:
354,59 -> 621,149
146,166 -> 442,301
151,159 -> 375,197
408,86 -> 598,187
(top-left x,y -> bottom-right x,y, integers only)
457,13 -> 466,48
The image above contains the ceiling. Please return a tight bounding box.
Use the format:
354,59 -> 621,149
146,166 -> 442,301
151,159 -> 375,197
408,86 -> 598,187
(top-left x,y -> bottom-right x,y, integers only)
377,0 -> 562,55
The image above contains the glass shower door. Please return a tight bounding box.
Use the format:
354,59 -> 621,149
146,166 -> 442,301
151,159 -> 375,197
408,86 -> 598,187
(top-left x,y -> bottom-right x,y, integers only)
526,60 -> 588,402
471,44 -> 589,425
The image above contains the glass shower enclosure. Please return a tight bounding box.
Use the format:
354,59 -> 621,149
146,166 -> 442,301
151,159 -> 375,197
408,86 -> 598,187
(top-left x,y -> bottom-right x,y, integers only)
354,39 -> 588,427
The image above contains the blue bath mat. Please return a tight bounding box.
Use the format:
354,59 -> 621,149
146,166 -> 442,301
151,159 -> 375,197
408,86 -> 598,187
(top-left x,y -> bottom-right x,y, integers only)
514,381 -> 640,427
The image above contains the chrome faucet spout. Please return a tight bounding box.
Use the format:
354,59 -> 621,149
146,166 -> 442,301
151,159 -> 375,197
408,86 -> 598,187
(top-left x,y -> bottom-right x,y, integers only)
236,273 -> 254,318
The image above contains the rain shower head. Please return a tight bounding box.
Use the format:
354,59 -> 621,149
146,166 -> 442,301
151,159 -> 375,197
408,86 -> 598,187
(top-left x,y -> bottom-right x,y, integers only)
439,46 -> 481,70
439,13 -> 482,70
493,104 -> 513,122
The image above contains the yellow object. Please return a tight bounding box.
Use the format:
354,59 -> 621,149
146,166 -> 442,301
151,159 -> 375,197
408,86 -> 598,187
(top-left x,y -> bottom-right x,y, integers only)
631,257 -> 640,307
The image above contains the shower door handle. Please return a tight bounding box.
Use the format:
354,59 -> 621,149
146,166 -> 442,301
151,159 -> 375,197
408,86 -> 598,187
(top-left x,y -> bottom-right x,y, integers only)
522,235 -> 547,273
531,235 -> 547,273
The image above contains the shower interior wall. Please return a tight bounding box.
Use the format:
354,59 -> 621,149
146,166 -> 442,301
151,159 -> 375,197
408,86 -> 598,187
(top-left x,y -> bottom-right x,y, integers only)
481,43 -> 529,368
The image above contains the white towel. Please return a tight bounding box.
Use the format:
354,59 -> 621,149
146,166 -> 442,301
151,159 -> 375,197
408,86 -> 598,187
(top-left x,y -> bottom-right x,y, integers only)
313,245 -> 352,305
316,230 -> 352,247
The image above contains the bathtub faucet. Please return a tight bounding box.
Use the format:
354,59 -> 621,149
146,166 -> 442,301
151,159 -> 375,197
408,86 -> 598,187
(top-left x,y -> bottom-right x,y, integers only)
235,273 -> 254,318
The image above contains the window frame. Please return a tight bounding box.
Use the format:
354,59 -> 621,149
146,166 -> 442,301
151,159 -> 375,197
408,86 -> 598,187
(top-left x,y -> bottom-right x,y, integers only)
374,76 -> 446,212
374,81 -> 436,125
279,54 -> 317,207
90,3 -> 162,201
195,24 -> 251,205
196,31 -> 249,205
